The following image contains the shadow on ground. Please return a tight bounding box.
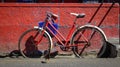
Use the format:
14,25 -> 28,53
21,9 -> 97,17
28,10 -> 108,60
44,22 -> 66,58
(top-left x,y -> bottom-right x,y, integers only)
0,41 -> 118,58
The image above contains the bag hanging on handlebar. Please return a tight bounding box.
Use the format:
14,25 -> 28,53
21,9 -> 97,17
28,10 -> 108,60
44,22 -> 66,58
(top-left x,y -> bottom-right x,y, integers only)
38,22 -> 59,37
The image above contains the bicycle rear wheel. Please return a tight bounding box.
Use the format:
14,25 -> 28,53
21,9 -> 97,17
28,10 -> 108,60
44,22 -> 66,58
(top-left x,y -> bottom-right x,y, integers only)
71,25 -> 106,58
18,28 -> 52,59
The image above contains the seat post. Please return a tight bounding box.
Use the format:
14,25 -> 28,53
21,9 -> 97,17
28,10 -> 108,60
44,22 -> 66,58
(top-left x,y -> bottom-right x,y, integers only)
73,17 -> 78,25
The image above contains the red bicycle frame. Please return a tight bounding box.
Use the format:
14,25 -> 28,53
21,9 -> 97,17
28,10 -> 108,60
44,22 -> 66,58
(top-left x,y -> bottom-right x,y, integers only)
42,18 -> 88,49
46,21 -> 76,48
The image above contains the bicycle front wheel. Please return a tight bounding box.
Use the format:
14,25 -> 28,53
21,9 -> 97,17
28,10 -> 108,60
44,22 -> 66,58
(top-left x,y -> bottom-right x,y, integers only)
71,25 -> 106,58
18,28 -> 52,58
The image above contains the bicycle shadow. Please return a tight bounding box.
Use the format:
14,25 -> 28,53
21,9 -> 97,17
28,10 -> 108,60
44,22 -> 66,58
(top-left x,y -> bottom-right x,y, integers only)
97,41 -> 117,58
87,1 -> 115,27
0,36 -> 42,58
23,35 -> 58,58
86,1 -> 117,58
0,41 -> 117,58
0,50 -> 22,58
0,35 -> 58,58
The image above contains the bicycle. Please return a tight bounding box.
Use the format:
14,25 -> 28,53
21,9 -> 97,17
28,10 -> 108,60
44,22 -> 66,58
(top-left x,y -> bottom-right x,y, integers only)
18,12 -> 107,60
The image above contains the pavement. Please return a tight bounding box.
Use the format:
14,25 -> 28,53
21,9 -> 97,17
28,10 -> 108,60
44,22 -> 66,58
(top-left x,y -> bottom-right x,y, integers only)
0,56 -> 120,67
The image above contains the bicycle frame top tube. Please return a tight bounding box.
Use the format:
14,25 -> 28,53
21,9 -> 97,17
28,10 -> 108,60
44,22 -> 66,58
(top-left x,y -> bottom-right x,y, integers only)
43,12 -> 77,47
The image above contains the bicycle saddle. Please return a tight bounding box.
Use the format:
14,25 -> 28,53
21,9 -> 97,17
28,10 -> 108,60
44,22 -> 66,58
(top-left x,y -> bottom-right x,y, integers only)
51,13 -> 59,20
70,13 -> 85,18
47,12 -> 59,20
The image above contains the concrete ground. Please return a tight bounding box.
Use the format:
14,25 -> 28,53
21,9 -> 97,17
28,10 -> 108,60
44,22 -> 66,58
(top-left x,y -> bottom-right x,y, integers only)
0,56 -> 120,67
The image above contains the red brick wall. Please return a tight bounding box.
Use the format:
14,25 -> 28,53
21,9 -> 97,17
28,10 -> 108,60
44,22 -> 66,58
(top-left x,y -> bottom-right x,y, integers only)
0,3 -> 119,53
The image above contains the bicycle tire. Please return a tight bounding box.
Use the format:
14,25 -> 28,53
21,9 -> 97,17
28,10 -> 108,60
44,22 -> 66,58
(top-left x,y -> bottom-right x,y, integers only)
71,25 -> 107,58
18,28 -> 52,59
